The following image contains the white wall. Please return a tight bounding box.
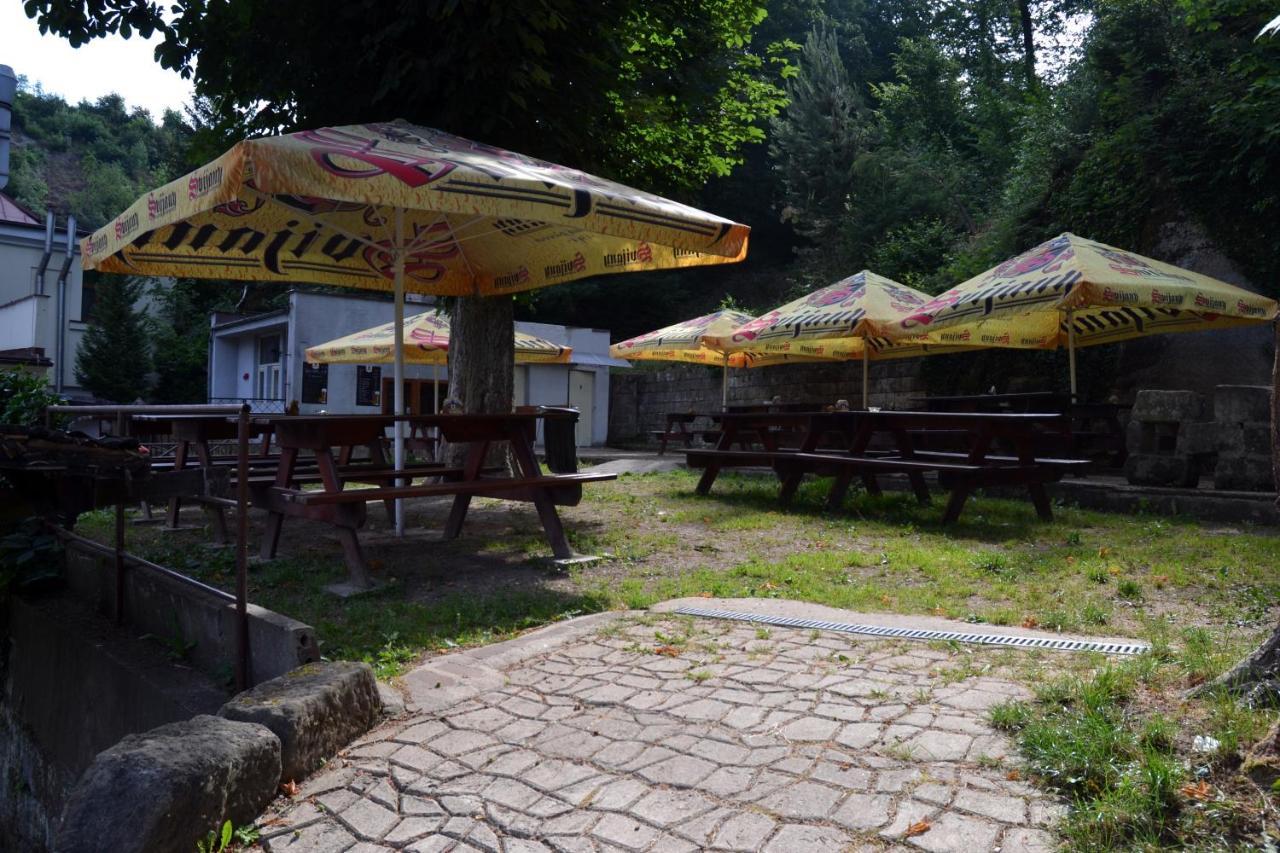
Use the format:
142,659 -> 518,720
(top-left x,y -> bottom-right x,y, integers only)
0,220 -> 89,395
207,292 -> 617,444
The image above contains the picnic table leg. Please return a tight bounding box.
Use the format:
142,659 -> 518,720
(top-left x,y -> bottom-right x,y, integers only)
508,431 -> 573,559
166,439 -> 190,527
942,484 -> 972,524
891,427 -> 931,505
365,438 -> 397,525
845,422 -> 883,499
314,449 -> 375,584
1029,483 -> 1053,520
826,470 -> 855,511
658,427 -> 669,456
777,426 -> 814,504
443,439 -> 488,541
194,439 -> 229,545
260,446 -> 296,560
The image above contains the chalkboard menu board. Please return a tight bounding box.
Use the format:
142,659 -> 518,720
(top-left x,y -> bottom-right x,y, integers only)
301,362 -> 328,404
356,366 -> 381,407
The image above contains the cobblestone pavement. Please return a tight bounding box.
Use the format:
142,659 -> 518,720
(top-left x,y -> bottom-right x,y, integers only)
259,615 -> 1066,852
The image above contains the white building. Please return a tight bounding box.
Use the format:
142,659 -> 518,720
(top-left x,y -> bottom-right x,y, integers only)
207,290 -> 626,446
0,191 -> 91,396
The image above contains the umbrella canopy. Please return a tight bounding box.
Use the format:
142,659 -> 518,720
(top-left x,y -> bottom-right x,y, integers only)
609,309 -> 755,365
714,271 -> 978,361
893,233 -> 1277,349
887,233 -> 1278,398
305,310 -> 571,365
82,120 -> 749,538
82,120 -> 749,291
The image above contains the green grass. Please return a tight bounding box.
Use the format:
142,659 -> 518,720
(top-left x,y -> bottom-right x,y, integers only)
990,632 -> 1277,851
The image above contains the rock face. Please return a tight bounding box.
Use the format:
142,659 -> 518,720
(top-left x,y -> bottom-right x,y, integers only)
55,715 -> 280,853
219,661 -> 381,783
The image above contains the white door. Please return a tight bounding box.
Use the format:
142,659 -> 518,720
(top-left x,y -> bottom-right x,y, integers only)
568,369 -> 595,446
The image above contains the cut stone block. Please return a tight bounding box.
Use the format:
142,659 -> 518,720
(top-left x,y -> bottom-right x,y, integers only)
1124,453 -> 1200,488
1214,454 -> 1275,492
1176,420 -> 1227,456
1214,384 -> 1272,425
1131,389 -> 1206,423
56,715 -> 280,853
220,661 -> 381,783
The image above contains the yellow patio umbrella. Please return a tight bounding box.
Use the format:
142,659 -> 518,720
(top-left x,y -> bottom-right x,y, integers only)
306,309 -> 571,418
305,309 -> 571,365
82,120 -> 748,534
889,233 -> 1279,398
609,309 -> 755,407
715,271 -> 985,407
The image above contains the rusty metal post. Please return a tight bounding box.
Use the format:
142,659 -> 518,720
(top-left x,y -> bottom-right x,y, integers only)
114,502 -> 125,624
235,404 -> 250,690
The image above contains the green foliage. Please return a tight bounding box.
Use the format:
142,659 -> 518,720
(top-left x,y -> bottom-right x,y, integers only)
26,0 -> 790,194
7,84 -> 190,227
74,276 -> 151,403
0,518 -> 63,593
0,370 -> 64,426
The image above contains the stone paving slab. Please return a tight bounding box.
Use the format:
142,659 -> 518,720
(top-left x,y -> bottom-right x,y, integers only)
258,606 -> 1075,852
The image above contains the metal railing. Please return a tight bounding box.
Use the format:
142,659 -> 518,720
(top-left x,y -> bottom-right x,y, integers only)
209,396 -> 288,414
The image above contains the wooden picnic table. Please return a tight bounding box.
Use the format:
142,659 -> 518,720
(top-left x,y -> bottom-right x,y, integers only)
258,412 -> 615,589
917,393 -> 1128,468
686,410 -> 1088,523
132,413 -> 276,537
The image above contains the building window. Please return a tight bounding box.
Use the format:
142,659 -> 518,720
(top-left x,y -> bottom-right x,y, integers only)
256,333 -> 283,400
80,277 -> 98,322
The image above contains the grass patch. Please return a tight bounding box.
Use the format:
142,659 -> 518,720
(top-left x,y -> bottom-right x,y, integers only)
992,635 -> 1278,850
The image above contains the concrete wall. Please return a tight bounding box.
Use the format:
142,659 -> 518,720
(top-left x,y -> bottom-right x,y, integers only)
609,359 -> 924,443
0,218 -> 89,396
1,594 -> 230,852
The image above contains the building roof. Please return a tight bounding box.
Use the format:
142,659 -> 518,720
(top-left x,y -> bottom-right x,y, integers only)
0,192 -> 41,227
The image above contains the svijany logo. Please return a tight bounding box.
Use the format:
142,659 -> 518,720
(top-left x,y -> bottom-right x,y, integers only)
603,242 -> 652,268
188,166 -> 224,200
147,190 -> 177,221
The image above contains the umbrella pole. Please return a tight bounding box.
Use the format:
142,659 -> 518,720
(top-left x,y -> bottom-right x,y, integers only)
393,209 -> 406,537
1066,309 -> 1078,403
721,356 -> 728,409
862,342 -> 870,410
433,361 -> 441,456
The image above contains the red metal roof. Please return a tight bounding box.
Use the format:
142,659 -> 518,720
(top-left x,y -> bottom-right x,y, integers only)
0,192 -> 41,226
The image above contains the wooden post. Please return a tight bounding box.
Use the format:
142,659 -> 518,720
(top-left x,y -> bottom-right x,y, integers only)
114,502 -> 125,624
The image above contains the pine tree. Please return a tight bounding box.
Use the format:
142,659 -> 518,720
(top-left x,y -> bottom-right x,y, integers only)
770,22 -> 868,247
74,276 -> 151,403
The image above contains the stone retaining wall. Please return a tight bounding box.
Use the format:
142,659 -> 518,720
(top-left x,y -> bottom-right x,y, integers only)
609,360 -> 924,444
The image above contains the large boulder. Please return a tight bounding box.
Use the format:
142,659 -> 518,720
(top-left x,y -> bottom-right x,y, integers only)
56,715 -> 280,853
219,661 -> 381,783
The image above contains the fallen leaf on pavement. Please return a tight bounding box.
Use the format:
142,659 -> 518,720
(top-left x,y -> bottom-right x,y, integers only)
654,645 -> 681,657
279,779 -> 300,797
905,820 -> 932,837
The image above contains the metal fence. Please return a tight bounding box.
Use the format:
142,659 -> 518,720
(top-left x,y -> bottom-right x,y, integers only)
209,397 -> 288,414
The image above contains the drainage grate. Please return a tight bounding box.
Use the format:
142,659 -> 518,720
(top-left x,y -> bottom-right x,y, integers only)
671,606 -> 1150,656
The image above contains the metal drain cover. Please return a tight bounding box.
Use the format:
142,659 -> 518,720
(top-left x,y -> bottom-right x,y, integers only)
671,606 -> 1150,656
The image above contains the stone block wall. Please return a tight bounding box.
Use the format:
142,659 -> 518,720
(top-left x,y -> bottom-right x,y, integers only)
1124,384 -> 1274,492
608,360 -> 924,444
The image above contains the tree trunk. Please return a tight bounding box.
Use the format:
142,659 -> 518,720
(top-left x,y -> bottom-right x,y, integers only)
446,295 -> 515,467
1018,0 -> 1038,90
1273,318 -> 1279,511
1197,319 -> 1280,705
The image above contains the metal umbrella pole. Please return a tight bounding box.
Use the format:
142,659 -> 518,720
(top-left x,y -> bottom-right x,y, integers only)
1066,309 -> 1078,403
392,209 -> 406,536
721,354 -> 729,409
862,339 -> 871,409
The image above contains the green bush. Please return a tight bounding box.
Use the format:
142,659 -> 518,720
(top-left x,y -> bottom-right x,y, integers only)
0,369 -> 65,427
